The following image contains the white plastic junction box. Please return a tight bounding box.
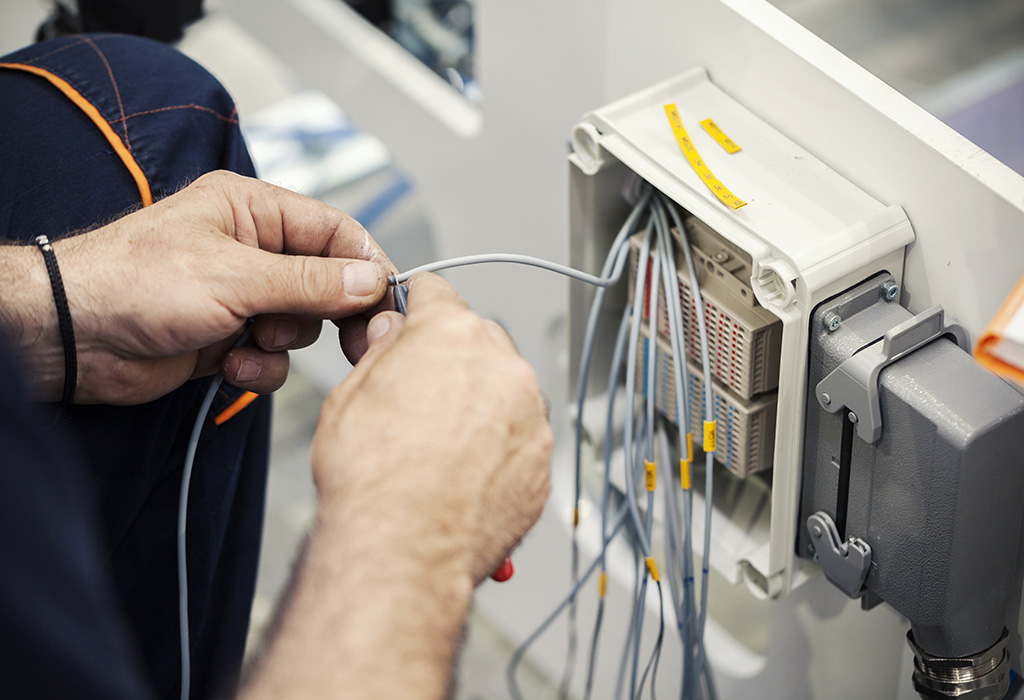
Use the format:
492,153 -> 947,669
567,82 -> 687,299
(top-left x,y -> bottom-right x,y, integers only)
567,67 -> 915,599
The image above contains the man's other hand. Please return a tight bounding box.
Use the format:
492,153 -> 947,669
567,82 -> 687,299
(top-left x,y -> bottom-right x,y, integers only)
313,272 -> 552,585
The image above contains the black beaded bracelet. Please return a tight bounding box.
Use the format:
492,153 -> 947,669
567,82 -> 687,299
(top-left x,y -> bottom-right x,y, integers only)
35,235 -> 77,407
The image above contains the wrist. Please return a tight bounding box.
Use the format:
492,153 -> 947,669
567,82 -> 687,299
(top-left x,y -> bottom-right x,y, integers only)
0,243 -> 65,400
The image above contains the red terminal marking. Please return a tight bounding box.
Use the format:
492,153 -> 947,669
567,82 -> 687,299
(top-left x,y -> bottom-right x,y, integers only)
491,556 -> 514,582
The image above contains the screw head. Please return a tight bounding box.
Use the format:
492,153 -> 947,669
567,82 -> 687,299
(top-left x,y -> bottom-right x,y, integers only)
881,280 -> 900,302
812,525 -> 823,538
823,312 -> 842,332
821,393 -> 831,405
713,251 -> 729,262
848,412 -> 858,423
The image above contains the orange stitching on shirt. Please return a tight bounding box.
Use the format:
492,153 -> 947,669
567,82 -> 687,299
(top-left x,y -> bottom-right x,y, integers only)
21,34 -> 119,65
0,62 -> 153,207
110,103 -> 240,125
81,35 -> 130,152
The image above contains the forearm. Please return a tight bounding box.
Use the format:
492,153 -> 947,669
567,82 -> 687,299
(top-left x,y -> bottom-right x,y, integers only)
0,243 -> 65,400
242,506 -> 474,700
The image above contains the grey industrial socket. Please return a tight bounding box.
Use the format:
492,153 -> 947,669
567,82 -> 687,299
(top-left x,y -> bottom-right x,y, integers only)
797,273 -> 1024,700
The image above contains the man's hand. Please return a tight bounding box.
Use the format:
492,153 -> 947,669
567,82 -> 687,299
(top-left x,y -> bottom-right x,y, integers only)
1,171 -> 394,404
244,273 -> 552,700
316,272 -> 552,582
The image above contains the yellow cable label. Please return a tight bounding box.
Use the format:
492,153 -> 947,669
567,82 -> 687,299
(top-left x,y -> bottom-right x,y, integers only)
700,118 -> 742,154
704,420 -> 717,452
686,432 -> 694,462
680,458 -> 692,490
573,506 -> 579,528
645,460 -> 656,491
599,571 -> 608,599
645,556 -> 660,582
664,104 -> 747,210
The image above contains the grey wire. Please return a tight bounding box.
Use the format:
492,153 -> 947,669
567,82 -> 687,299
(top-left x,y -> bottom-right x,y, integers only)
506,503 -> 630,700
657,196 -> 716,700
635,581 -> 665,700
178,327 -> 253,700
617,408 -> 650,700
583,307 -> 634,700
622,221 -> 655,558
393,282 -> 409,315
629,573 -> 650,700
564,187 -> 653,700
615,544 -> 643,700
391,250 -> 633,288
178,374 -> 222,700
652,201 -> 700,699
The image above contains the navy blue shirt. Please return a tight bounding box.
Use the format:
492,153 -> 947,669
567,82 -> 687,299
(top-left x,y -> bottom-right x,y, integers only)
0,35 -> 271,699
0,339 -> 155,698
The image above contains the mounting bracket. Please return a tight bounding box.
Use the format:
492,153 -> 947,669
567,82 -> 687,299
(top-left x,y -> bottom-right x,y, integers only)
814,306 -> 969,443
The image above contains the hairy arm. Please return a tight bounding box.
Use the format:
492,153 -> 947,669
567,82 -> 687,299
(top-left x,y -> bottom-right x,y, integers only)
0,171 -> 394,404
243,274 -> 552,699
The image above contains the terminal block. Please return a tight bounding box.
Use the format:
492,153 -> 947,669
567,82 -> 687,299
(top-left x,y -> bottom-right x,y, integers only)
628,216 -> 782,476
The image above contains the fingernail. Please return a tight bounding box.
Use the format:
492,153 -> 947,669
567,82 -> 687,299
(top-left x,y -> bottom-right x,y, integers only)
366,314 -> 392,345
235,359 -> 262,383
344,261 -> 380,297
271,319 -> 299,349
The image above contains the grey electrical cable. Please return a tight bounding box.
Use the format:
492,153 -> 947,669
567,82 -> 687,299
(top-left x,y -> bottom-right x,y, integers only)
631,245 -> 662,700
564,187 -> 654,700
583,307 -> 634,700
615,540 -> 644,700
506,503 -> 631,700
391,252 -> 630,288
653,200 -> 701,699
618,408 -> 650,700
622,221 -> 655,559
178,374 -> 222,700
178,327 -> 253,700
659,195 -> 714,650
635,581 -> 665,700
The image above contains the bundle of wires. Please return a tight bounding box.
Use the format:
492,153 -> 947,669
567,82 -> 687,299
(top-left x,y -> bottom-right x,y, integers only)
501,186 -> 719,700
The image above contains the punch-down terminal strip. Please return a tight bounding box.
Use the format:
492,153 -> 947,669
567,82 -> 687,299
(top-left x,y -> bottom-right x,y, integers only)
628,216 -> 782,479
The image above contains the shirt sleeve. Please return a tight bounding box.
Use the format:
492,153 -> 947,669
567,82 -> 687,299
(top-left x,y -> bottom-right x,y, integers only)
0,338 -> 157,700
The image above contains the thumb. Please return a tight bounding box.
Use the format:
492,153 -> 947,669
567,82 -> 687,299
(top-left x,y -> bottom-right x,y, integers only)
235,249 -> 388,318
365,311 -> 405,348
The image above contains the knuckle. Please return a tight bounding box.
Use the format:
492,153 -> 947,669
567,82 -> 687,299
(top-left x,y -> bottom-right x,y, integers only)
296,256 -> 333,300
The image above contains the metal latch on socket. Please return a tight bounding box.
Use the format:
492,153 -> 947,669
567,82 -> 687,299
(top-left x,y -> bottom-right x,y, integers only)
807,511 -> 872,597
815,306 -> 969,443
